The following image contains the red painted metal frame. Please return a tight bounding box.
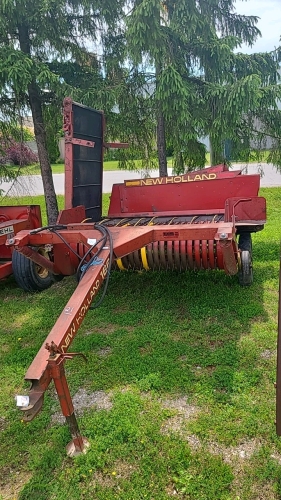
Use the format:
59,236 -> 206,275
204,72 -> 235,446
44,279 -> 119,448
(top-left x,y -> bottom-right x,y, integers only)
0,205 -> 42,279
17,248 -> 111,422
11,221 -> 235,272
64,97 -> 77,210
46,344 -> 89,456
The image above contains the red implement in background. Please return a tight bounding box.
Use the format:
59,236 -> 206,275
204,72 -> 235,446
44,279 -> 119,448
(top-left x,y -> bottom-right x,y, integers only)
0,205 -> 42,280
9,98 -> 268,456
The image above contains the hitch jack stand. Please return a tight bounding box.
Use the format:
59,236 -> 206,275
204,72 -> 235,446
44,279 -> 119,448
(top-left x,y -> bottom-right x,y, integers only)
46,342 -> 90,457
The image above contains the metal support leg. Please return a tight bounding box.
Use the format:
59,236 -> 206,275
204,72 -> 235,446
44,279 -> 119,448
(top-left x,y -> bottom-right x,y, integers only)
48,353 -> 90,456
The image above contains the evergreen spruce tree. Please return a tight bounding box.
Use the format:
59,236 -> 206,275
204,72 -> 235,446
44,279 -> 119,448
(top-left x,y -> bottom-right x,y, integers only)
126,0 -> 280,174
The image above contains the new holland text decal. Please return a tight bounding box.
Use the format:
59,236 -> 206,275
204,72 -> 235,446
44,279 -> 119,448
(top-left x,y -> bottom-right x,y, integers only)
125,173 -> 217,187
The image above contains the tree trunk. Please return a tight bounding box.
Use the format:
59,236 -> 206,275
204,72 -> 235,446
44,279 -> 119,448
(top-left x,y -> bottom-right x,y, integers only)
28,83 -> 59,224
156,103 -> 168,177
155,61 -> 167,177
209,135 -> 224,166
18,23 -> 58,224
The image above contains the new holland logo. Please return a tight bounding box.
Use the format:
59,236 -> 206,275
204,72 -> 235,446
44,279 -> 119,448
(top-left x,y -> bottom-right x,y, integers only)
125,173 -> 217,187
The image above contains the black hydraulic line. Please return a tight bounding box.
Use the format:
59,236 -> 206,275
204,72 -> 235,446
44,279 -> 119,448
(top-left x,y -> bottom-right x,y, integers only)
76,232 -> 107,282
30,225 -> 67,234
89,225 -> 114,310
30,224 -> 82,261
32,223 -> 113,309
75,224 -> 114,310
49,229 -> 82,260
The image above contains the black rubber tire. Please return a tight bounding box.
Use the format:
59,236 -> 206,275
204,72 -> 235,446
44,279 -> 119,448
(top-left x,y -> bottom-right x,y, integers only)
52,273 -> 64,283
238,232 -> 252,252
238,250 -> 253,286
238,233 -> 253,286
12,248 -> 54,292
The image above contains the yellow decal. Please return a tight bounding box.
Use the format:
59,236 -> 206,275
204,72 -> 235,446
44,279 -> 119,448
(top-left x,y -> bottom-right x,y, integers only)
125,180 -> 141,187
125,173 -> 217,187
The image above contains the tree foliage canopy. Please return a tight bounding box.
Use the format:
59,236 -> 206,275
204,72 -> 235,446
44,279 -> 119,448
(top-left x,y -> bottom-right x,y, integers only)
0,0 -> 281,212
126,0 -> 281,171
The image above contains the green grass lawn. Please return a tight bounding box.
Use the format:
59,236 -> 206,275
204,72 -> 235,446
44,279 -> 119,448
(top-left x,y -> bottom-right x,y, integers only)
19,160 -> 127,175
0,188 -> 281,499
15,159 -> 166,176
5,150 -> 271,177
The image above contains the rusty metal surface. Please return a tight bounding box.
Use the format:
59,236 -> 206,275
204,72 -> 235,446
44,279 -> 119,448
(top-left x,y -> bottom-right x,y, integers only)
146,243 -> 154,269
153,241 -> 160,269
48,354 -> 75,417
47,348 -> 88,455
10,221 -> 236,276
219,240 -> 239,275
167,241 -> 173,269
128,251 -> 135,269
0,205 -> 42,227
216,242 -> 224,270
174,240 -> 180,270
0,219 -> 29,246
159,241 -> 166,269
133,249 -> 141,269
57,206 -> 86,225
194,240 -> 201,270
225,196 -> 266,224
185,240 -> 192,269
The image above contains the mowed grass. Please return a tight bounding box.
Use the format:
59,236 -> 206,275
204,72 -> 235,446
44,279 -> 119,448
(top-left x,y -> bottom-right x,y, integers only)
14,159 -> 165,176
19,161 -> 128,175
8,151 -> 269,176
0,188 -> 280,499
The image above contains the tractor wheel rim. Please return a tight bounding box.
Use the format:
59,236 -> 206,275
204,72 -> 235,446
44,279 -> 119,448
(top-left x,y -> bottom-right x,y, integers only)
36,249 -> 49,279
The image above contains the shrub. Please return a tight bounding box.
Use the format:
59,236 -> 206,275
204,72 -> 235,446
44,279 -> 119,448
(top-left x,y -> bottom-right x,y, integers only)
0,139 -> 38,166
